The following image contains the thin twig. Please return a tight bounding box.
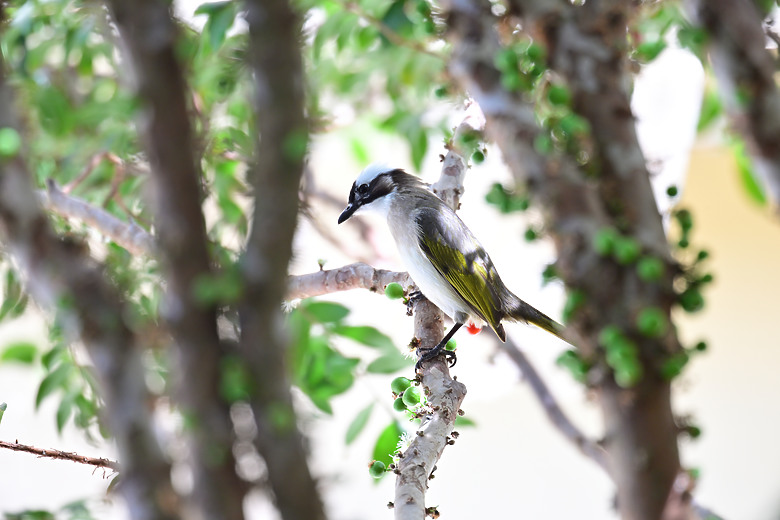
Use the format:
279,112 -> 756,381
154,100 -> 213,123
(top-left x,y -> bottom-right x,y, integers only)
498,336 -> 611,474
38,180 -> 155,256
0,439 -> 120,472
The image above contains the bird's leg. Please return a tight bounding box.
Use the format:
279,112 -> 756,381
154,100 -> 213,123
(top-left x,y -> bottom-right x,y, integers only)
416,322 -> 463,371
406,290 -> 426,316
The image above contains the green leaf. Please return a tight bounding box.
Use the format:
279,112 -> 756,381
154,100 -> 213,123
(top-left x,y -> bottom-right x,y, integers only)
195,1 -> 237,50
408,125 -> 428,171
350,137 -> 370,164
56,392 -> 75,433
372,422 -> 404,467
345,403 -> 374,444
732,141 -> 767,205
697,89 -> 722,132
35,363 -> 72,409
635,40 -> 667,62
454,415 -> 476,427
366,351 -> 412,374
0,402 -> 6,425
1,341 -> 37,364
303,301 -> 350,323
332,325 -> 394,349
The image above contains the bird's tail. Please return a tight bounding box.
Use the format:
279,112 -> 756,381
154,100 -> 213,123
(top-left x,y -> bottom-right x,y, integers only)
504,294 -> 566,342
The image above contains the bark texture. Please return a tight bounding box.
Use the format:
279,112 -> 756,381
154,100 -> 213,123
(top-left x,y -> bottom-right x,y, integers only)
443,1 -> 683,518
0,37 -> 177,520
239,0 -> 327,518
105,1 -> 246,518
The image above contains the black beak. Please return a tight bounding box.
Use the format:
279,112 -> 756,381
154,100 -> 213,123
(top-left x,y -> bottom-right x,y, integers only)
338,202 -> 358,224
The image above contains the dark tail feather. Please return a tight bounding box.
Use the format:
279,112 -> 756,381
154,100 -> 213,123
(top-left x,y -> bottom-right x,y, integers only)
505,296 -> 565,341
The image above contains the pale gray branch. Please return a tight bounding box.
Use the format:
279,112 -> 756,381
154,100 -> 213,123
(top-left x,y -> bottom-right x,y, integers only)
38,180 -> 154,256
498,337 -> 611,474
394,299 -> 467,520
394,110 -> 473,520
287,263 -> 410,300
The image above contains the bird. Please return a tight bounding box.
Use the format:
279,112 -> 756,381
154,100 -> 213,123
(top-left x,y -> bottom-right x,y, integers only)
337,163 -> 565,370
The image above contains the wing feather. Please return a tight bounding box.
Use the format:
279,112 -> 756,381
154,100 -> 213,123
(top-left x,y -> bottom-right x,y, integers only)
415,208 -> 505,330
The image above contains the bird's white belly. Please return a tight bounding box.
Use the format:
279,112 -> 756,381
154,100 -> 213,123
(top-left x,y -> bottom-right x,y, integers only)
396,237 -> 479,326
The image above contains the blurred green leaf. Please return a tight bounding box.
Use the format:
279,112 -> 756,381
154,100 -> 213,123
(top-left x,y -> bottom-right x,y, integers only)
697,88 -> 722,132
372,422 -> 404,467
195,1 -> 238,50
56,391 -> 76,433
732,140 -> 767,205
0,402 -> 6,425
366,350 -> 412,374
331,325 -> 394,349
1,342 -> 37,364
303,301 -> 350,323
345,403 -> 374,444
35,363 -> 72,409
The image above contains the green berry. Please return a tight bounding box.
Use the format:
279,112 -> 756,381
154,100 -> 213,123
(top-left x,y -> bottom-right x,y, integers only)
614,358 -> 642,388
471,150 -> 485,164
526,43 -> 544,61
0,128 -> 22,158
402,386 -> 422,408
391,376 -> 412,394
666,185 -> 678,197
699,273 -> 714,284
679,289 -> 704,312
393,396 -> 408,412
661,352 -> 689,379
369,460 -> 386,478
614,237 -> 641,265
636,307 -> 668,338
598,325 -> 623,347
385,282 -> 404,300
593,228 -> 618,256
524,228 -> 538,242
697,250 -> 709,261
678,238 -> 689,249
637,256 -> 664,282
494,49 -> 518,71
675,209 -> 693,231
445,339 -> 457,351
434,86 -> 448,98
547,84 -> 571,106
694,341 -> 707,352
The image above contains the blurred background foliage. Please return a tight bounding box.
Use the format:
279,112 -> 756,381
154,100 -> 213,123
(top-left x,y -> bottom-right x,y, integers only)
0,0 -> 769,517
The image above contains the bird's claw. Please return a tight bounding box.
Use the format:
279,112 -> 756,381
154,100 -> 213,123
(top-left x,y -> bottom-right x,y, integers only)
415,344 -> 457,371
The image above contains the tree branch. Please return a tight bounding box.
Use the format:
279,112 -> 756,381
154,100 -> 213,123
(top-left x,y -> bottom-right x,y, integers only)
0,22 -> 176,520
498,337 -> 611,474
0,439 -> 120,473
394,108 -> 474,519
394,299 -> 467,520
105,1 -> 245,518
37,180 -> 154,256
500,339 -> 724,520
287,262 -> 410,300
444,2 -> 683,519
686,0 -> 780,213
239,0 -> 327,518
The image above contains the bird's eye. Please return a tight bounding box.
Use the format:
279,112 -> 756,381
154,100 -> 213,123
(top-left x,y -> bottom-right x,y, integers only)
357,184 -> 369,195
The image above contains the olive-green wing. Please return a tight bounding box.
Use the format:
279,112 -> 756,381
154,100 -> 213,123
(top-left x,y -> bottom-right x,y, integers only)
415,208 -> 505,330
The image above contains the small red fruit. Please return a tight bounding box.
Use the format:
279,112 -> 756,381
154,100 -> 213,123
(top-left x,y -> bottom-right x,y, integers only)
466,323 -> 481,335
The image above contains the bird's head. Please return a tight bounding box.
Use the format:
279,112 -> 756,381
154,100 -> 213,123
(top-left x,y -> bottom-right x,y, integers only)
338,163 -> 405,224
